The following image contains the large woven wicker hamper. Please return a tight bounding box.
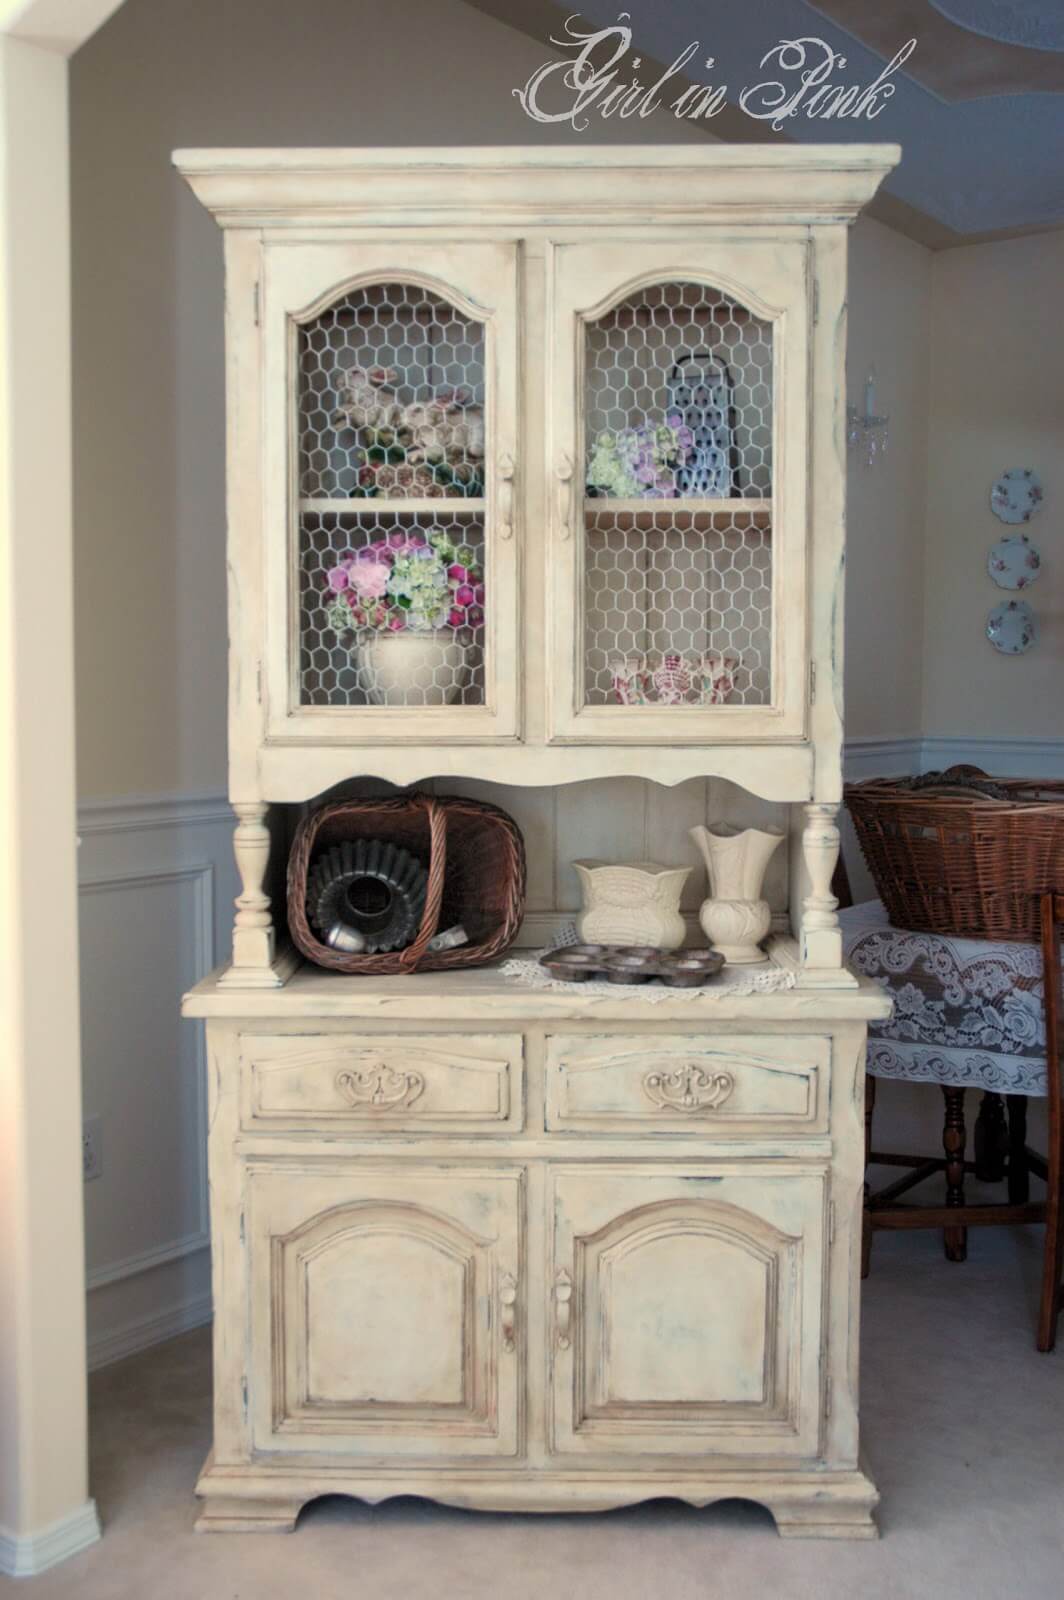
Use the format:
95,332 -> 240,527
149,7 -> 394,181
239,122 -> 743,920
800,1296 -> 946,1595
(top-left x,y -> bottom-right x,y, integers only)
846,770 -> 1064,942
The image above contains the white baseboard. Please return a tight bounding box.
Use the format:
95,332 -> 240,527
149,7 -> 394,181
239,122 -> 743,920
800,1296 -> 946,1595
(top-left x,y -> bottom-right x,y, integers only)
87,1290 -> 213,1373
0,1501 -> 101,1578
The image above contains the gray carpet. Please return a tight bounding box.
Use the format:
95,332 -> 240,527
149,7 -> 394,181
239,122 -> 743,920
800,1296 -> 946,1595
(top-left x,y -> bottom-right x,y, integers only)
8,1225 -> 1063,1599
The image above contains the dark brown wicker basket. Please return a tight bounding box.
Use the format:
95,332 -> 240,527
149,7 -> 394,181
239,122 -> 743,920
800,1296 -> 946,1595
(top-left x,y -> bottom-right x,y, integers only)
287,792 -> 526,974
846,771 -> 1064,942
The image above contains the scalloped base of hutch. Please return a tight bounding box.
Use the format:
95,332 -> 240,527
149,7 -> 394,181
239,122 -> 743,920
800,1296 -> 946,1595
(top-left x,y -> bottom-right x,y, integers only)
194,1457 -> 880,1540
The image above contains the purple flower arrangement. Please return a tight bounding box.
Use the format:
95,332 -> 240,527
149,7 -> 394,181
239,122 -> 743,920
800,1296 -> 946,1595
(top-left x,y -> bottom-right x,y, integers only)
585,414 -> 695,499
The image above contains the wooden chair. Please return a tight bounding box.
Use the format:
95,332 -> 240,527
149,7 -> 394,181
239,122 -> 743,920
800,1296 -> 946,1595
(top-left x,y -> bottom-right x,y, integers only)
1038,893 -> 1064,1349
859,892 -> 1064,1352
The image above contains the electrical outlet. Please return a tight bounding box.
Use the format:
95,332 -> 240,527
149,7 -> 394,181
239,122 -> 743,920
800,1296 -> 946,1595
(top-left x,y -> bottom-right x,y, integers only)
82,1117 -> 102,1182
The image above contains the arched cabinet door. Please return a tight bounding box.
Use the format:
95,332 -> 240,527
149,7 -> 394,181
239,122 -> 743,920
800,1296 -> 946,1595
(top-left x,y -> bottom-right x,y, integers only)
548,1165 -> 826,1460
546,239 -> 809,744
260,242 -> 520,745
246,1165 -> 523,1459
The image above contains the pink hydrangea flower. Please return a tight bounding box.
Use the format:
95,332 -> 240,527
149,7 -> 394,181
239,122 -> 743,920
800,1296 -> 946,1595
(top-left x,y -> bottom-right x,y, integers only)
447,606 -> 466,628
466,604 -> 484,629
327,564 -> 350,593
447,563 -> 469,584
454,583 -> 475,607
473,582 -> 485,605
348,559 -> 390,600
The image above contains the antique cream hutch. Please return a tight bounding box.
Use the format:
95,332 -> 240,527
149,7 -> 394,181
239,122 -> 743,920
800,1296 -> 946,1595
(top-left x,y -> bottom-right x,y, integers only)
180,145 -> 897,1538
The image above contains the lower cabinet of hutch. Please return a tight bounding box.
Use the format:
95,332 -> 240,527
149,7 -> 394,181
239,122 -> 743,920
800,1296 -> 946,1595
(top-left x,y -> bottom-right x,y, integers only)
185,994 -> 888,1539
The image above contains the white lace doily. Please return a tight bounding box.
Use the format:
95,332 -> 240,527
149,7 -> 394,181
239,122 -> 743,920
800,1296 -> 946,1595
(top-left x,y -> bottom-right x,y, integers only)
840,900 -> 1053,1097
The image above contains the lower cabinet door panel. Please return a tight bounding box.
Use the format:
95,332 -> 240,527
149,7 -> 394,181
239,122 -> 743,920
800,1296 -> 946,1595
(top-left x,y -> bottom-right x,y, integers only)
246,1163 -> 523,1460
548,1164 -> 826,1460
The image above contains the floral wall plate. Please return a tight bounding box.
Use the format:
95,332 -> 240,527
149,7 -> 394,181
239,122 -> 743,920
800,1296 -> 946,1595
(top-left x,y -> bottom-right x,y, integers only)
990,467 -> 1043,524
986,598 -> 1036,655
988,534 -> 1041,590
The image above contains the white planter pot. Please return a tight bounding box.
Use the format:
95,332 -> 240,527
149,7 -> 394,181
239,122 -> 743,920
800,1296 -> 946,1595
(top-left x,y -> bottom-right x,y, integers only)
573,859 -> 690,950
689,823 -> 784,964
360,630 -> 470,708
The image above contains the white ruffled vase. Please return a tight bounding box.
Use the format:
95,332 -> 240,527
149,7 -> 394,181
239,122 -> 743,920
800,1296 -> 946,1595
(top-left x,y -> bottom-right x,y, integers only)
689,823 -> 784,965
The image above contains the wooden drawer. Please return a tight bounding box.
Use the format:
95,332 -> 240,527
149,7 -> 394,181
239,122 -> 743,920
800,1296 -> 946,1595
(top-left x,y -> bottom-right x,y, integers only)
545,1034 -> 827,1135
240,1033 -> 524,1134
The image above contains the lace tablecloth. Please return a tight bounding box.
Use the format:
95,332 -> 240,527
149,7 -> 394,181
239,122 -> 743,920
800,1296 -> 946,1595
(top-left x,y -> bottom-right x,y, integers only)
839,899 -> 1054,1097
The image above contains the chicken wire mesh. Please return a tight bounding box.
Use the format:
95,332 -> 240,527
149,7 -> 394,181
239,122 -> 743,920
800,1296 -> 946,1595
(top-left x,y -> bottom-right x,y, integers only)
584,282 -> 773,501
299,512 -> 486,708
584,510 -> 772,707
298,283 -> 486,501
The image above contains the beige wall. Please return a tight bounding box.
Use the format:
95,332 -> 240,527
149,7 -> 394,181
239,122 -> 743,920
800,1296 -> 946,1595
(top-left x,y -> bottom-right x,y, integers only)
923,232 -> 1064,740
845,217 -> 931,739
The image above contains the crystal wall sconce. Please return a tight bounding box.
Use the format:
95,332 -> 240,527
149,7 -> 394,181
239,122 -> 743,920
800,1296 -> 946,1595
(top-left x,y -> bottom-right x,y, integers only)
847,371 -> 890,466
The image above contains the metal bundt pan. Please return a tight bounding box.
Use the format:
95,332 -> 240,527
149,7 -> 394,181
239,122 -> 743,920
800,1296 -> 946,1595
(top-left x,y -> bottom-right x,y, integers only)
306,838 -> 429,954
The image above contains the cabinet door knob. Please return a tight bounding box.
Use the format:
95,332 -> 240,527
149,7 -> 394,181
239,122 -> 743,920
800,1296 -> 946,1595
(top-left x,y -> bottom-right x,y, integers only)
556,453 -> 574,541
499,1272 -> 518,1353
553,1268 -> 573,1350
497,452 -> 515,541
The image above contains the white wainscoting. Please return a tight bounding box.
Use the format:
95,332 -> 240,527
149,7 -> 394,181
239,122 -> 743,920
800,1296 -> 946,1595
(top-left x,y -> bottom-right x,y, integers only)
76,737 -> 1059,1367
78,793 -> 237,1369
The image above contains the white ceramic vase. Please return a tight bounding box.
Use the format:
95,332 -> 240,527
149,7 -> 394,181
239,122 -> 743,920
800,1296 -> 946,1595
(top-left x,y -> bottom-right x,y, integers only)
573,860 -> 690,950
689,823 -> 784,964
360,630 -> 470,707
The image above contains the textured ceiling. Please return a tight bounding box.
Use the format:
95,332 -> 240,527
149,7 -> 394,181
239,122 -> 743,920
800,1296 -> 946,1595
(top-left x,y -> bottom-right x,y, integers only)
563,0 -> 1064,235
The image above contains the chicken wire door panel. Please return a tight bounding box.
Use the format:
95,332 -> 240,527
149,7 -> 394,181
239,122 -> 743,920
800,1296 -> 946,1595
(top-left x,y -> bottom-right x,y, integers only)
261,242 -> 520,744
546,240 -> 810,745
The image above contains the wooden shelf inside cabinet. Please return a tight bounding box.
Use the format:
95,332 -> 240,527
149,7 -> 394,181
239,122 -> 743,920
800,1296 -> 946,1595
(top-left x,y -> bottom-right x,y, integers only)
300,498 -> 487,516
584,499 -> 773,534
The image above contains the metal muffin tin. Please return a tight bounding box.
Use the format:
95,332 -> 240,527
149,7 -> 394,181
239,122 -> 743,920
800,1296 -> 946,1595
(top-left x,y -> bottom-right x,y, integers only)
539,944 -> 725,987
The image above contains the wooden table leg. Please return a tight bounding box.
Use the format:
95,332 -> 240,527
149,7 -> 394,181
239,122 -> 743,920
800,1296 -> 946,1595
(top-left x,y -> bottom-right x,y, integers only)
974,1091 -> 1008,1183
862,1074 -> 876,1280
942,1086 -> 968,1262
1006,1094 -> 1030,1205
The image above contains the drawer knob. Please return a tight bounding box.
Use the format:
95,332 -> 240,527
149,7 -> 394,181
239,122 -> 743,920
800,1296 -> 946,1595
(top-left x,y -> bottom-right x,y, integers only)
642,1064 -> 734,1114
499,1273 -> 518,1353
335,1061 -> 425,1111
554,1269 -> 573,1350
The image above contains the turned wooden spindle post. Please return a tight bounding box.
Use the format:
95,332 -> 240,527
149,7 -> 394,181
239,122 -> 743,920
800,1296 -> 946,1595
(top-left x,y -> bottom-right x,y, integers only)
219,801 -> 281,987
801,802 -> 844,972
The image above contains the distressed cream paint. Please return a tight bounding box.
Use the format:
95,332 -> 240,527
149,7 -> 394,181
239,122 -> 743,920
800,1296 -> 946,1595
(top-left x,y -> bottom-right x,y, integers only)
178,143 -> 897,1537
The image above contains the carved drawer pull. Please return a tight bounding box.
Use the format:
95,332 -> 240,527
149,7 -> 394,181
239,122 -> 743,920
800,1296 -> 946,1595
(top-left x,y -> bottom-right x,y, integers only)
554,1268 -> 573,1350
499,1273 -> 518,1353
642,1064 -> 734,1114
498,452 -> 515,541
556,453 -> 574,541
334,1061 -> 425,1111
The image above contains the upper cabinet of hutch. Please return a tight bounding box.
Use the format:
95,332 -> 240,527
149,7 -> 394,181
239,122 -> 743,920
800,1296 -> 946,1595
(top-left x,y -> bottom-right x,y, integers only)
176,146 -> 899,798
547,237 -> 808,744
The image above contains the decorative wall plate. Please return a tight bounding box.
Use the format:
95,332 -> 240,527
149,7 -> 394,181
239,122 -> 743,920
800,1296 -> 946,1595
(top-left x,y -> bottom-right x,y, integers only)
988,534 -> 1041,590
990,468 -> 1043,524
986,598 -> 1036,655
